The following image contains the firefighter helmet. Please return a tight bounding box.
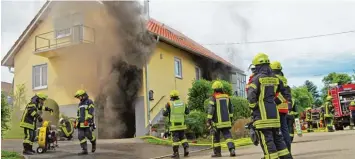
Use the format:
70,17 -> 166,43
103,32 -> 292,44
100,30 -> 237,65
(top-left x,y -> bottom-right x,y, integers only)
326,96 -> 333,101
252,53 -> 270,66
36,93 -> 48,100
75,89 -> 86,98
169,90 -> 179,97
212,81 -> 223,89
270,61 -> 282,70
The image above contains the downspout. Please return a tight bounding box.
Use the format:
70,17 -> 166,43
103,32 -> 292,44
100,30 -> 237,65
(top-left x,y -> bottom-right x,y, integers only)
146,35 -> 160,134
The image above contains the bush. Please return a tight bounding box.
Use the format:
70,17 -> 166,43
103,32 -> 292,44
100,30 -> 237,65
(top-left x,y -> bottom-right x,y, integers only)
230,96 -> 250,120
188,79 -> 212,111
185,110 -> 208,138
1,92 -> 11,136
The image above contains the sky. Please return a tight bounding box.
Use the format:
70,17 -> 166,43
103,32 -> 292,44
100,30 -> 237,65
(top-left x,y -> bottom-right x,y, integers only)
1,0 -> 355,91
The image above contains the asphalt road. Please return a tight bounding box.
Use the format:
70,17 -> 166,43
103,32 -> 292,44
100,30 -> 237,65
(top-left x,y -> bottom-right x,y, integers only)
2,130 -> 355,159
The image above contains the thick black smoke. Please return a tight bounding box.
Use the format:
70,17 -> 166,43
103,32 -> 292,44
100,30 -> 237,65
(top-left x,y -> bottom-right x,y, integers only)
95,1 -> 156,139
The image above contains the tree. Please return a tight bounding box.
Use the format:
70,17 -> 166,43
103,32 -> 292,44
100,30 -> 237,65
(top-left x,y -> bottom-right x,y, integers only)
230,96 -> 250,120
322,72 -> 352,86
1,92 -> 11,136
304,80 -> 319,98
291,86 -> 314,112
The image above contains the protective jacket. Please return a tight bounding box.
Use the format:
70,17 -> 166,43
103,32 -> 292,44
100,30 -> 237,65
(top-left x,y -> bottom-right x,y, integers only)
274,71 -> 291,114
207,93 -> 234,129
324,101 -> 334,118
305,109 -> 312,122
60,118 -> 74,137
76,99 -> 95,128
288,99 -> 298,117
246,73 -> 255,92
163,98 -> 189,131
20,103 -> 41,130
247,65 -> 292,129
349,101 -> 355,111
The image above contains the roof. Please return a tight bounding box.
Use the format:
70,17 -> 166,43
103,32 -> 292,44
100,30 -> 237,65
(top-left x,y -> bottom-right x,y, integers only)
1,1 -> 240,72
1,82 -> 13,95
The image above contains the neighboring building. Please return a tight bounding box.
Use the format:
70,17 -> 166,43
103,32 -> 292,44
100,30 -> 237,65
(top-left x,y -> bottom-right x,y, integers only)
1,1 -> 244,137
1,82 -> 13,105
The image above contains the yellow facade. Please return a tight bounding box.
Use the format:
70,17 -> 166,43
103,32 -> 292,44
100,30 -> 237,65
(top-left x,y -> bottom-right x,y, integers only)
11,2 -> 200,128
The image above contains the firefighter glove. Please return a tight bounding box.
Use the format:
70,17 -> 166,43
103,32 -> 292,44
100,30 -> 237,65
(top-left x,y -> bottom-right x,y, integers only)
38,116 -> 43,122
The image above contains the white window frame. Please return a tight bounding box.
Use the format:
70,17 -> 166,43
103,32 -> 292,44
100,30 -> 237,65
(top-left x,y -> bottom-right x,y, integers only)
195,66 -> 201,80
174,57 -> 182,79
55,28 -> 72,39
32,64 -> 48,90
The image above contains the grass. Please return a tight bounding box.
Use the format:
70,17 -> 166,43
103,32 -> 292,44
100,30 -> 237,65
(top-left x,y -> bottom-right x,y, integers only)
1,151 -> 23,159
3,124 -> 24,139
140,136 -> 253,149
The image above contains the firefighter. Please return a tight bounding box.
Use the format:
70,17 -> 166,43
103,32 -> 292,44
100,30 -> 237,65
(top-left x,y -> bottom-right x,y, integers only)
59,118 -> 74,140
324,96 -> 334,132
305,107 -> 312,132
20,93 -> 53,155
286,99 -> 298,143
319,106 -> 325,128
246,65 -> 256,92
247,53 -> 293,159
74,90 -> 96,155
270,61 -> 292,152
207,81 -> 236,157
163,90 -> 190,159
349,101 -> 355,128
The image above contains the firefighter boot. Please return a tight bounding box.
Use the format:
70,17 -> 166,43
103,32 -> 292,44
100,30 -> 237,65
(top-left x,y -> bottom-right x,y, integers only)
78,143 -> 88,155
22,143 -> 33,155
171,146 -> 180,159
229,148 -> 236,157
29,145 -> 36,153
183,146 -> 189,157
91,140 -> 96,153
211,147 -> 222,157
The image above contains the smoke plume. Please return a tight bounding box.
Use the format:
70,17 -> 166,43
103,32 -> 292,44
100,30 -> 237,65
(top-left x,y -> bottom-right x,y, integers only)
93,1 -> 156,138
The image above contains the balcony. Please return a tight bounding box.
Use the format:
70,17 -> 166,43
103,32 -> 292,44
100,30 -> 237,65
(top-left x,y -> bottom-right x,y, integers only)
34,25 -> 95,58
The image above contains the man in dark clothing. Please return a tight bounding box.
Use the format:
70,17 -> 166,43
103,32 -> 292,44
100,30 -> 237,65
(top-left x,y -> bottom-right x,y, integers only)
207,81 -> 236,157
247,53 -> 293,159
74,90 -> 96,155
163,90 -> 190,159
20,93 -> 53,155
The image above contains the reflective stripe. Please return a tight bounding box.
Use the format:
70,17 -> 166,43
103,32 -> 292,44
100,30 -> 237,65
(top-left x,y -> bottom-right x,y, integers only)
289,133 -> 294,137
180,139 -> 187,143
277,148 -> 289,157
249,103 -> 256,108
30,111 -> 37,117
259,131 -> 269,157
207,114 -> 213,119
20,122 -> 35,130
226,138 -> 233,143
79,105 -> 88,109
215,94 -> 232,128
229,114 -> 233,117
172,142 -> 180,146
80,139 -> 87,143
213,143 -> 221,147
209,101 -> 215,105
249,84 -> 257,89
91,134 -> 96,141
268,152 -> 279,159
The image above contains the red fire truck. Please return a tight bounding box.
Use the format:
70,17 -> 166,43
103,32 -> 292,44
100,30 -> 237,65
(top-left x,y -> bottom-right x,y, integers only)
328,83 -> 355,130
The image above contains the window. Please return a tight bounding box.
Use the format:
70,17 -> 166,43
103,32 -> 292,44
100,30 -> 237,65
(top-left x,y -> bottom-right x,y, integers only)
55,28 -> 72,39
195,66 -> 201,80
32,64 -> 48,90
174,58 -> 182,78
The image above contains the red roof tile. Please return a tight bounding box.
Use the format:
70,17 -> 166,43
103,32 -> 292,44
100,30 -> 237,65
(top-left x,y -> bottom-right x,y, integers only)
147,18 -> 235,68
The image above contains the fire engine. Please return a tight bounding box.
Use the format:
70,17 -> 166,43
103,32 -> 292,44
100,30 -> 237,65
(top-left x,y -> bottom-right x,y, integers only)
328,83 -> 355,130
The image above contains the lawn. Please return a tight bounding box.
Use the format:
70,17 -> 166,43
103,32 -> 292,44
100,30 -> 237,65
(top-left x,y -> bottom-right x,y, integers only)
1,151 -> 23,159
3,123 -> 24,139
140,136 -> 253,149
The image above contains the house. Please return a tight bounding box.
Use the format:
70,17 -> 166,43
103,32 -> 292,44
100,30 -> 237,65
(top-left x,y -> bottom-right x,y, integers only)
1,82 -> 13,105
1,1 -> 246,138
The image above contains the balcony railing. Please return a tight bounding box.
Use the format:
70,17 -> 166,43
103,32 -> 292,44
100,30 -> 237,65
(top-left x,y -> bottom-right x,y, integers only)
34,25 -> 95,52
